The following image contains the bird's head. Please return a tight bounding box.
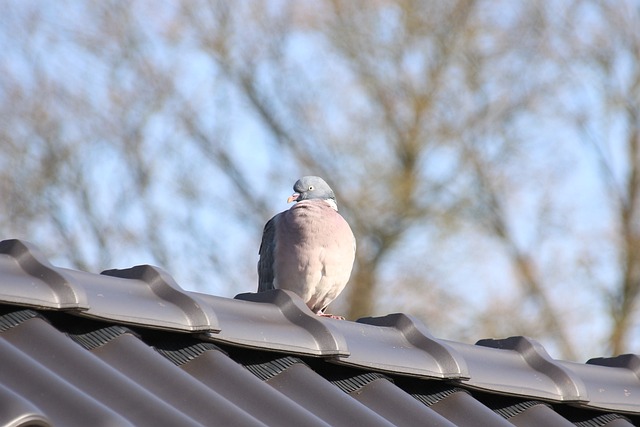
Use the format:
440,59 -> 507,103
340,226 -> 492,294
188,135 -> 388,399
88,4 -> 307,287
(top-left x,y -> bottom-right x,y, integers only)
288,176 -> 338,209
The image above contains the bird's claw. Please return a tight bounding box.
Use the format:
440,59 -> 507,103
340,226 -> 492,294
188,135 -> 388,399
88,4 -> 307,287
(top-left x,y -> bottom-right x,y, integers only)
317,313 -> 345,320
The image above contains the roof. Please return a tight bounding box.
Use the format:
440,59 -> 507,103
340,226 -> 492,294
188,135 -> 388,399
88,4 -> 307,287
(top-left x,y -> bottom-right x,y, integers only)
0,238 -> 638,427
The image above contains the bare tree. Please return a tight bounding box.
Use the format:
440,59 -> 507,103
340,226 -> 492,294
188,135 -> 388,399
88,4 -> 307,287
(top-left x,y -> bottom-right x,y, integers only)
565,0 -> 640,355
179,1 -> 580,356
2,0 -> 639,360
0,2 -> 249,288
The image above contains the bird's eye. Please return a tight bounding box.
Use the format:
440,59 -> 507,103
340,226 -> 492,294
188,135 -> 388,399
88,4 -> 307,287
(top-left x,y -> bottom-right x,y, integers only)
308,185 -> 314,191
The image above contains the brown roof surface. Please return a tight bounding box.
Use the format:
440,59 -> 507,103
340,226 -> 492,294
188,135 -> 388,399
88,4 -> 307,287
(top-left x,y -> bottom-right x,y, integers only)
0,238 -> 638,426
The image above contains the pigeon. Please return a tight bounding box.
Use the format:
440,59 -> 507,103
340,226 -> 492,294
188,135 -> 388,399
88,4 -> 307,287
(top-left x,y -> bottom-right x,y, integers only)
258,176 -> 356,318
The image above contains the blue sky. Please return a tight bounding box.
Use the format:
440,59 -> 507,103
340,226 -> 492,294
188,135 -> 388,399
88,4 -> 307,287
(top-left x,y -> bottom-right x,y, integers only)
2,0 -> 638,360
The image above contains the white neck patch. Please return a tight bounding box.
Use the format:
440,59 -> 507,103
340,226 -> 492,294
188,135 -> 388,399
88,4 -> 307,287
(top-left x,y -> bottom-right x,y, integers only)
324,199 -> 338,211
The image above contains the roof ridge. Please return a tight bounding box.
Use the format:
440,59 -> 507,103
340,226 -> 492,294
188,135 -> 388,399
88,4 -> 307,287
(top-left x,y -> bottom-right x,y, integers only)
0,239 -> 88,310
1,238 -> 639,416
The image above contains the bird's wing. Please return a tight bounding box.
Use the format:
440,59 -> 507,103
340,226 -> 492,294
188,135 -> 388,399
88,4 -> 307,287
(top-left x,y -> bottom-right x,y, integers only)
257,214 -> 278,292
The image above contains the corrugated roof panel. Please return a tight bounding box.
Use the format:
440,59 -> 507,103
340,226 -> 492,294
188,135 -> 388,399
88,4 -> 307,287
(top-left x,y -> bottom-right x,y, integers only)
0,382 -> 53,427
0,321 -> 137,426
567,411 -> 635,427
590,415 -> 636,427
413,386 -> 514,427
158,343 -> 333,427
239,354 -> 396,427
599,417 -> 636,427
0,238 -> 638,425
71,325 -> 268,426
0,309 -> 203,427
330,373 -> 459,426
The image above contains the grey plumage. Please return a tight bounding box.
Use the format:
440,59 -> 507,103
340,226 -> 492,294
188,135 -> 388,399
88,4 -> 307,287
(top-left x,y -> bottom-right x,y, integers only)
258,176 -> 356,315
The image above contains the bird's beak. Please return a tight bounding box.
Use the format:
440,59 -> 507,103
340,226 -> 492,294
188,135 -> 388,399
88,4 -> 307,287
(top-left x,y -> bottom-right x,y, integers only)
287,193 -> 300,203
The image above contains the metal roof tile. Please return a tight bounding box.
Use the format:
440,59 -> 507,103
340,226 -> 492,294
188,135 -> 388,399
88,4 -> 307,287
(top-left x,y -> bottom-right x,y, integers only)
572,412 -> 635,427
564,357 -> 640,414
345,313 -> 469,379
336,374 -> 459,427
0,309 -> 203,426
459,336 -> 588,402
101,265 -> 220,332
0,239 -> 89,310
40,265 -> 219,332
0,382 -> 53,427
493,401 -> 576,426
421,387 -> 515,427
206,289 -> 350,356
81,330 -> 267,426
588,354 -> 640,376
0,238 -> 639,425
247,356 -> 396,427
0,320 -> 139,426
160,343 -> 333,427
0,239 -> 220,332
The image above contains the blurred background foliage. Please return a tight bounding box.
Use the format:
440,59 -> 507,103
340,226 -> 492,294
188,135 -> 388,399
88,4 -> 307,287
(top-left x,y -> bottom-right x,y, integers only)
1,0 -> 639,361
